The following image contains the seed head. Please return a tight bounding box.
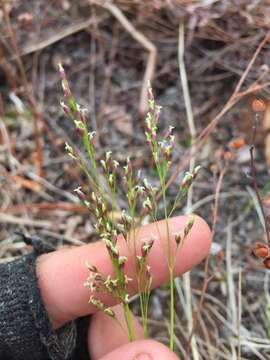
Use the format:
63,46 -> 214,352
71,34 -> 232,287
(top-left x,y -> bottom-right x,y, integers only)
91,192 -> 97,203
85,262 -> 98,273
89,296 -> 104,310
193,165 -> 201,179
112,160 -> 119,170
136,255 -> 145,269
74,186 -> 85,199
124,275 -> 132,285
181,172 -> 193,189
147,84 -> 155,111
181,166 -> 201,189
104,275 -> 116,292
141,236 -> 155,257
58,63 -> 65,77
106,151 -> 112,161
74,120 -> 85,131
65,142 -> 78,160
105,240 -> 119,258
123,157 -> 132,176
104,308 -> 115,318
184,217 -> 195,238
123,294 -> 130,304
108,173 -> 116,187
60,100 -> 70,115
84,200 -> 91,208
118,256 -> 127,267
84,280 -> 97,292
121,210 -> 132,226
100,159 -> 106,170
143,197 -> 152,211
164,125 -> 174,138
146,265 -> 152,279
74,120 -> 86,137
173,231 -> 182,246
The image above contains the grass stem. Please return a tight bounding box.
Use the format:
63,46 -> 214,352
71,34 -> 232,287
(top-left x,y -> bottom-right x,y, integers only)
169,268 -> 175,351
123,302 -> 135,341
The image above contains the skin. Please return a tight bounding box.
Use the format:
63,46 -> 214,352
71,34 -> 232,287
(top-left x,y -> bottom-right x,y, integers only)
37,215 -> 212,360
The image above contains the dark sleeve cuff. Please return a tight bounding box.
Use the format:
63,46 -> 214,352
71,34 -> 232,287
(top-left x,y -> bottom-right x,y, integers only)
0,237 -> 77,360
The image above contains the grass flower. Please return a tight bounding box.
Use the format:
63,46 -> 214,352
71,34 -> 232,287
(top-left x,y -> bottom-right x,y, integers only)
59,66 -> 200,348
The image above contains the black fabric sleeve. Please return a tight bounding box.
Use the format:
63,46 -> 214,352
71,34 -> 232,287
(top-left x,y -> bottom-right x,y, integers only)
0,236 -> 90,360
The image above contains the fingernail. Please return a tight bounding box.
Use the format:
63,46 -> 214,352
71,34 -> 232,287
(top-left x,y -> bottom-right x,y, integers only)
134,353 -> 153,360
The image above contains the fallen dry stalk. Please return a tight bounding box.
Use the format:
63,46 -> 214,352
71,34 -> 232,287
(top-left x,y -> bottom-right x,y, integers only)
95,0 -> 157,115
185,164 -> 227,358
3,8 -> 43,178
165,31 -> 270,193
1,202 -> 88,215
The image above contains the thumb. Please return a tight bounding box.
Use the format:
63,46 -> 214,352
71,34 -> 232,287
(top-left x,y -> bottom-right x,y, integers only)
99,340 -> 179,360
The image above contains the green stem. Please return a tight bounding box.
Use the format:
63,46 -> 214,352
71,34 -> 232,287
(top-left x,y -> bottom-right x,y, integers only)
83,129 -> 100,187
169,268 -> 174,351
168,187 -> 187,217
111,256 -> 135,342
140,291 -> 148,338
161,179 -> 174,351
123,302 -> 135,341
143,289 -> 151,338
157,183 -> 174,350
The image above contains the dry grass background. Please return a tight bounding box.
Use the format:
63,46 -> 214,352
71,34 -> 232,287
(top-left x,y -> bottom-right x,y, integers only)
1,1 -> 270,359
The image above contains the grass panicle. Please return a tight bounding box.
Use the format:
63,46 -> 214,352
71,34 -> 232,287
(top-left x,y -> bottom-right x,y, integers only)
59,65 -> 200,347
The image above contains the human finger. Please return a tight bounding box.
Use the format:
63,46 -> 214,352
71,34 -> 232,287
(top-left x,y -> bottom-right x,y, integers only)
88,304 -> 144,360
37,215 -> 211,329
97,340 -> 180,360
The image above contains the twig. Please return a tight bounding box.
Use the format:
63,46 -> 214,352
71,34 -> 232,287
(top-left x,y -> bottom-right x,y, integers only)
4,9 -> 43,177
17,17 -> 105,57
226,221 -> 237,330
249,115 -> 270,245
97,0 -> 157,114
1,202 -> 88,215
88,8 -> 100,145
0,213 -> 65,230
164,31 -> 270,194
232,32 -> 270,97
186,165 -> 226,356
237,269 -> 242,360
0,119 -> 16,173
40,229 -> 84,246
177,21 -> 199,360
178,23 -> 196,141
189,191 -> 248,214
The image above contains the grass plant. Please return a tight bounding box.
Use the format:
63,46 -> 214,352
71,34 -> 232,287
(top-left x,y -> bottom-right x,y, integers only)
59,64 -> 200,348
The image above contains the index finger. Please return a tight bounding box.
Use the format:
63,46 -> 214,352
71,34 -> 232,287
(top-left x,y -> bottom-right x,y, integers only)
37,215 -> 211,329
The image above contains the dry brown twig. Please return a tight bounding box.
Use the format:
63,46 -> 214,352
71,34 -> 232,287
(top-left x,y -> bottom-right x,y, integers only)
185,163 -> 227,359
0,213 -> 65,230
1,202 -> 88,215
3,8 -> 43,178
2,8 -> 88,190
182,32 -> 270,352
249,110 -> 270,246
92,0 -> 157,115
249,100 -> 270,270
165,31 -> 270,193
18,17 -> 106,57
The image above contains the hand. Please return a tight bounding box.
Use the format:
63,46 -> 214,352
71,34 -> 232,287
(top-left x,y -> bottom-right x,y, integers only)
37,215 -> 211,360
